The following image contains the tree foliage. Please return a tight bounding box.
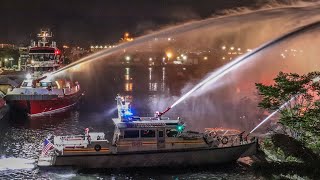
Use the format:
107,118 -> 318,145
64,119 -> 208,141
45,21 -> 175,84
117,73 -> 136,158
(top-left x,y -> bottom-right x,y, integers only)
256,71 -> 320,149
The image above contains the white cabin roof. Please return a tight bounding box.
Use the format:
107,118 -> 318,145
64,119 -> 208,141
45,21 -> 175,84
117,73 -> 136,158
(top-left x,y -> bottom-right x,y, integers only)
112,117 -> 181,129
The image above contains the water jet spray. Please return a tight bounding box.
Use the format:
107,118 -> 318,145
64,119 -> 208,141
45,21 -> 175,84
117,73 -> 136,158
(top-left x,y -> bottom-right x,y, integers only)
158,21 -> 320,117
247,76 -> 320,135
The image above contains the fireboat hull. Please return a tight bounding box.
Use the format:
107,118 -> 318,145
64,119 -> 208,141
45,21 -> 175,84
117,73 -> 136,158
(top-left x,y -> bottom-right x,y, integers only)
7,92 -> 83,116
53,141 -> 257,168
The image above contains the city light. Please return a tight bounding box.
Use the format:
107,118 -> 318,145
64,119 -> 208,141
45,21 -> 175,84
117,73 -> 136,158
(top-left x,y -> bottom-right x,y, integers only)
166,52 -> 173,59
176,125 -> 185,132
125,56 -> 131,61
222,46 -> 226,50
203,56 -> 208,60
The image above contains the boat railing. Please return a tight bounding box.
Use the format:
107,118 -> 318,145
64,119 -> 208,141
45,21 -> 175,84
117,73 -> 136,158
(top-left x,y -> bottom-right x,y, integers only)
54,135 -> 88,147
203,129 -> 254,147
63,85 -> 80,95
54,133 -> 108,148
38,150 -> 56,166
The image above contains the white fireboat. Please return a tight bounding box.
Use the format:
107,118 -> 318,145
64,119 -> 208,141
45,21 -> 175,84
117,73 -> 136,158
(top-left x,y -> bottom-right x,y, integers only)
38,95 -> 258,168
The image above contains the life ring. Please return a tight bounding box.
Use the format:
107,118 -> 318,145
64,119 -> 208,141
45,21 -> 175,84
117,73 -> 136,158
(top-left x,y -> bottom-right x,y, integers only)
221,137 -> 229,144
209,131 -> 217,138
94,144 -> 101,151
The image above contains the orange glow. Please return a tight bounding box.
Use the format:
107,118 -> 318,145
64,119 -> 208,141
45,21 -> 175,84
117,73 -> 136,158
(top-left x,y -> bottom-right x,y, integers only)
166,51 -> 173,59
125,83 -> 133,91
55,81 -> 61,89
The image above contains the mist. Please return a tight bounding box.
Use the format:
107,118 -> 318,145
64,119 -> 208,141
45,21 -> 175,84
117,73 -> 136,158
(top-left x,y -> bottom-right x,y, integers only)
52,1 -> 320,133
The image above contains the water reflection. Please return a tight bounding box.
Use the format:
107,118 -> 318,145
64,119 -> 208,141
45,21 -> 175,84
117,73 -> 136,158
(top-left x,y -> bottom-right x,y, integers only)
124,67 -> 133,92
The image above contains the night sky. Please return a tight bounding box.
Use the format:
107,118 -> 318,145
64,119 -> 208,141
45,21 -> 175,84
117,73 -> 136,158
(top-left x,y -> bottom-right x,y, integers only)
0,0 -> 286,46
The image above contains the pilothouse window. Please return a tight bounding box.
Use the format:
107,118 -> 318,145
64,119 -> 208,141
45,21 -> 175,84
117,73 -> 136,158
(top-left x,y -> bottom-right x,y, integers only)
166,129 -> 178,137
21,82 -> 32,87
141,130 -> 155,138
40,82 -> 53,87
124,130 -> 139,138
31,54 -> 56,62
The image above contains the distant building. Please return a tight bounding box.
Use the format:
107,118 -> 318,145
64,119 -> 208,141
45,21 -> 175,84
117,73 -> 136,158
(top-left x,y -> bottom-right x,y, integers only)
0,44 -> 15,49
120,32 -> 134,43
18,46 -> 29,71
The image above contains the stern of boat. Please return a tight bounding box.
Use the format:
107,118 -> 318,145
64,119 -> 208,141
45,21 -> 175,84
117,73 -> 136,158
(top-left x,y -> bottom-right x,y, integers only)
38,152 -> 56,167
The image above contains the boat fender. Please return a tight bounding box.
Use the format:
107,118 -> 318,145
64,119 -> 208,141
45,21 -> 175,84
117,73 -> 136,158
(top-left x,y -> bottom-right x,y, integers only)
221,137 -> 228,144
209,131 -> 217,138
94,144 -> 101,151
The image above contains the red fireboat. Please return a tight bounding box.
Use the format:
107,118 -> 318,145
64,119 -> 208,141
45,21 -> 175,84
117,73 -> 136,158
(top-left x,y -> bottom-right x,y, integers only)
5,29 -> 83,116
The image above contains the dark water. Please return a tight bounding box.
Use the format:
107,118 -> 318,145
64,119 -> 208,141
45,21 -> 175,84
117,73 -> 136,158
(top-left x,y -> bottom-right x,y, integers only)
0,65 -> 263,179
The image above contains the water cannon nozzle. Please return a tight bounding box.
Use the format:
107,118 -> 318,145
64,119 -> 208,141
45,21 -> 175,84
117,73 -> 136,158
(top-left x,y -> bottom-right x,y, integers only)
156,107 -> 171,117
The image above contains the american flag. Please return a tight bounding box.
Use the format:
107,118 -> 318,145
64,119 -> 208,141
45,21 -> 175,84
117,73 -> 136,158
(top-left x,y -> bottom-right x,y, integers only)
41,139 -> 54,156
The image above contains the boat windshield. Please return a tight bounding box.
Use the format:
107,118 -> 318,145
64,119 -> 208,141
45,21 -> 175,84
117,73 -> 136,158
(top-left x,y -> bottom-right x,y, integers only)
31,54 -> 56,61
32,67 -> 55,72
29,49 -> 55,54
39,82 -> 53,87
21,81 -> 33,87
166,129 -> 178,137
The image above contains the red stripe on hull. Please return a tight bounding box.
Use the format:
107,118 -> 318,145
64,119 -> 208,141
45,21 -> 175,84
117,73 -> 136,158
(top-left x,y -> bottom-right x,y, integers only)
8,92 -> 82,116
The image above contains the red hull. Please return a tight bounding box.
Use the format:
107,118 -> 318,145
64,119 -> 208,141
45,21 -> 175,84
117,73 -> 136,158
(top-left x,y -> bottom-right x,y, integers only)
9,92 -> 82,116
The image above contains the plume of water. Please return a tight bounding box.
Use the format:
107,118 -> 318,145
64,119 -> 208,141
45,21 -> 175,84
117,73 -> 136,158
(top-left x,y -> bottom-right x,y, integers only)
249,76 -> 320,134
0,157 -> 35,171
169,21 -> 320,110
48,3 -> 320,79
249,96 -> 296,134
145,20 -> 320,131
